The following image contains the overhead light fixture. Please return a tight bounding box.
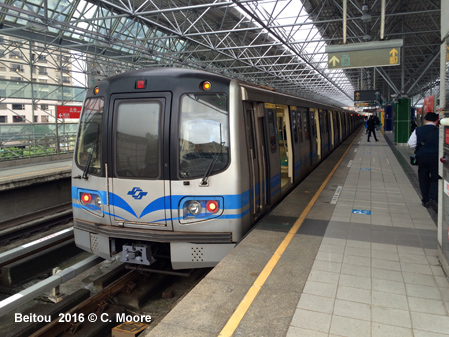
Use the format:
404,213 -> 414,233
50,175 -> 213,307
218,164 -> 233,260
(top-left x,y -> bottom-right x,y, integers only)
361,4 -> 372,22
26,21 -> 48,32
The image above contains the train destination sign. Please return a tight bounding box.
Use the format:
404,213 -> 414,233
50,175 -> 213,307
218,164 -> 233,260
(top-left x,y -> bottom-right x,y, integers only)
328,48 -> 400,69
325,39 -> 403,69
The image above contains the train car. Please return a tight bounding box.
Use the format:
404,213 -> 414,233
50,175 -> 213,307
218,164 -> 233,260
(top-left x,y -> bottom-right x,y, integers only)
72,68 -> 362,269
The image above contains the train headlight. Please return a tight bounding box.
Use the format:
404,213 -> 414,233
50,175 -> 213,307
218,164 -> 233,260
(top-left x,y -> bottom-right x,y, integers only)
94,195 -> 102,207
188,201 -> 202,215
180,197 -> 223,223
77,189 -> 104,217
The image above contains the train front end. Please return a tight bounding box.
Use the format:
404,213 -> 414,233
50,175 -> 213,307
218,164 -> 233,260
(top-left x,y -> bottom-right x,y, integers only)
72,68 -> 249,269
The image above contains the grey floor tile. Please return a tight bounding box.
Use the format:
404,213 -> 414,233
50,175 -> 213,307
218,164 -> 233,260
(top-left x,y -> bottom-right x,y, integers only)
405,284 -> 443,300
401,262 -> 433,275
411,312 -> 449,335
303,280 -> 337,298
297,293 -> 335,314
336,285 -> 371,304
344,246 -> 371,257
341,263 -> 371,277
408,297 -> 448,315
329,315 -> 371,337
307,269 -> 340,285
372,323 -> 413,337
372,306 -> 412,328
372,290 -> 408,310
289,309 -> 331,333
372,278 -> 406,295
311,259 -> 342,273
372,267 -> 404,282
372,258 -> 402,271
286,326 -> 328,337
333,299 -> 371,321
402,272 -> 437,286
338,274 -> 371,290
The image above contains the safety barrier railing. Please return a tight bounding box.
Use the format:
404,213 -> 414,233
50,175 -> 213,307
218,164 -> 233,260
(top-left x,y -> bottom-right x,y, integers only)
0,123 -> 78,161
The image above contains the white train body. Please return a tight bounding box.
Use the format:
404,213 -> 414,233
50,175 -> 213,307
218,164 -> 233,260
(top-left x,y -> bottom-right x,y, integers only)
72,68 -> 361,269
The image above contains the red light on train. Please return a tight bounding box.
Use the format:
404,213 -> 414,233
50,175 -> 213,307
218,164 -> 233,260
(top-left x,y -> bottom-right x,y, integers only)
81,193 -> 92,204
94,87 -> 99,95
136,80 -> 146,89
206,200 -> 219,213
201,81 -> 211,91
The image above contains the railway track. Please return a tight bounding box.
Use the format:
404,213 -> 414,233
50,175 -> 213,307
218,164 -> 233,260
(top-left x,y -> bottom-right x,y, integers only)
0,205 -> 210,336
0,204 -> 72,246
1,258 -> 210,337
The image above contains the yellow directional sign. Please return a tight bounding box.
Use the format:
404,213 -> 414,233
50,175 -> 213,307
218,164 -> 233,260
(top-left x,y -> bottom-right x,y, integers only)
328,48 -> 401,69
329,56 -> 339,67
390,48 -> 399,64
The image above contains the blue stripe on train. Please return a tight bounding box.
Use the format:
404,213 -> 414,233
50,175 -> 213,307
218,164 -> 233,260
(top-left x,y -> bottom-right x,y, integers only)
72,172 -> 280,221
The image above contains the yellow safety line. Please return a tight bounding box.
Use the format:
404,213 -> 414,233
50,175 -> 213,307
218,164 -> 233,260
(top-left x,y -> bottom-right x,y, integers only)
0,166 -> 72,181
218,132 -> 360,337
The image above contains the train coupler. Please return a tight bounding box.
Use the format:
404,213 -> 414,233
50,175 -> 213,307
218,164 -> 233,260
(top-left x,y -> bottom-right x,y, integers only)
120,244 -> 156,265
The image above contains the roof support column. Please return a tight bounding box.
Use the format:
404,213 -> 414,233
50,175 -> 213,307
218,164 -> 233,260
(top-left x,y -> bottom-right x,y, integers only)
343,0 -> 347,44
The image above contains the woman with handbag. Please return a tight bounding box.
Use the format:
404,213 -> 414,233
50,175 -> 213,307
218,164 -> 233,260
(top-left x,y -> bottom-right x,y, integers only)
407,112 -> 439,211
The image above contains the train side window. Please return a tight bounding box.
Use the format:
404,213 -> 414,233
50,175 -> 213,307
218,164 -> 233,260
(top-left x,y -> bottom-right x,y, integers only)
75,97 -> 104,175
297,108 -> 304,141
245,110 -> 256,159
266,108 -> 277,153
179,93 -> 229,179
115,99 -> 161,178
291,109 -> 298,143
308,111 -> 315,138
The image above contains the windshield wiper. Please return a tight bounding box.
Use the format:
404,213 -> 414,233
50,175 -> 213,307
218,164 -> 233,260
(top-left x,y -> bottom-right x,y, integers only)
82,145 -> 95,180
200,141 -> 224,186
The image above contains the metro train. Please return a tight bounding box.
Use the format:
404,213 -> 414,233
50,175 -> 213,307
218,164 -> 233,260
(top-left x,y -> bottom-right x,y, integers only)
72,68 -> 363,269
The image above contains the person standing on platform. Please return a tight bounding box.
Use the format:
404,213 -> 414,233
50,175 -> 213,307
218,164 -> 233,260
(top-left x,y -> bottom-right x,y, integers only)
407,112 -> 439,211
367,115 -> 379,142
364,116 -> 369,134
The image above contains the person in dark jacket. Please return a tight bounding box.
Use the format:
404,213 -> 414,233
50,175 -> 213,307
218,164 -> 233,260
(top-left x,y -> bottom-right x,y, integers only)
407,112 -> 439,211
367,115 -> 379,142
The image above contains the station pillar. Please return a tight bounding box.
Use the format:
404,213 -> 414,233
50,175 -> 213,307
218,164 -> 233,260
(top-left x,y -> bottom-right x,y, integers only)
384,105 -> 394,132
394,98 -> 411,143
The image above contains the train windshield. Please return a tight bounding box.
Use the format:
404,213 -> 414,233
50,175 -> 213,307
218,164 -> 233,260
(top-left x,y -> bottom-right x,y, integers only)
75,98 -> 104,175
115,99 -> 161,178
179,93 -> 229,179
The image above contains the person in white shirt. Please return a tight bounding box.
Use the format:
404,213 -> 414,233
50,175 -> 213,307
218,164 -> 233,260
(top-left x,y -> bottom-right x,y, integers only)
407,112 -> 439,211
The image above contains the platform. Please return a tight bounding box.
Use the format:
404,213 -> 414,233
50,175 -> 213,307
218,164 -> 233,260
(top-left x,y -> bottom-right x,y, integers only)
0,159 -> 72,191
145,128 -> 448,337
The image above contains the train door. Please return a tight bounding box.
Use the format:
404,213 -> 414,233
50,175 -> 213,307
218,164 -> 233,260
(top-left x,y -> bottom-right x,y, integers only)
244,102 -> 263,218
264,103 -> 281,203
108,93 -> 172,229
277,104 -> 292,191
254,104 -> 273,209
335,112 -> 341,144
310,108 -> 320,165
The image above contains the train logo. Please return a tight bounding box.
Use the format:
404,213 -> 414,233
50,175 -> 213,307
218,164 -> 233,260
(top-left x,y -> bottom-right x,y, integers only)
127,187 -> 148,200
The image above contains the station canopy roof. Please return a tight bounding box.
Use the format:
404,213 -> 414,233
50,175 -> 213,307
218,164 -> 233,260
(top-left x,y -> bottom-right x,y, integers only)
0,0 -> 442,108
